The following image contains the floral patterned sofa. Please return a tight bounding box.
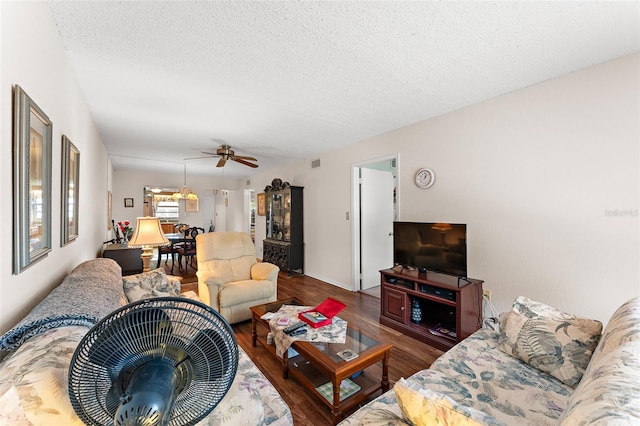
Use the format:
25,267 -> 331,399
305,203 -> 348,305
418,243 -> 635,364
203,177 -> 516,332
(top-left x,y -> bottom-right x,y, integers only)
340,295 -> 640,426
0,258 -> 292,425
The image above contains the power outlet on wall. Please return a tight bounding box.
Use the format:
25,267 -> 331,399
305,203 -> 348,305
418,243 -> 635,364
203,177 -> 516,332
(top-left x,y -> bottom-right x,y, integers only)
483,289 -> 491,301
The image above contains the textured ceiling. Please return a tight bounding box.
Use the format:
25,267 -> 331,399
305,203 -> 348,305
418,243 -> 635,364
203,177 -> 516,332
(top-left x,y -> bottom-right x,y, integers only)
49,1 -> 639,179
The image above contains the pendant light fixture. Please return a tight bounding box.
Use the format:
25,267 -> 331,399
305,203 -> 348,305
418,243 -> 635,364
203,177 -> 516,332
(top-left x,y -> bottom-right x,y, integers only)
173,164 -> 198,200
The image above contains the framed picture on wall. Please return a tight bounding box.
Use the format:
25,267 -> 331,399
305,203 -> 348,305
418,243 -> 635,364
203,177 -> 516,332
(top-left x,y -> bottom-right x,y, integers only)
186,198 -> 199,212
257,193 -> 266,216
61,135 -> 80,246
124,198 -> 134,208
108,191 -> 113,230
13,85 -> 53,273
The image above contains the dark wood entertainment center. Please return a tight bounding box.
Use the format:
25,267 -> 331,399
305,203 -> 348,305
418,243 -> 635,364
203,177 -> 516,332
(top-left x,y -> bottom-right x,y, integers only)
380,267 -> 483,351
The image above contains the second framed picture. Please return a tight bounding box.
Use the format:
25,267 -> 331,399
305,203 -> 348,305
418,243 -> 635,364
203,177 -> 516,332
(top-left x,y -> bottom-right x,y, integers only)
186,198 -> 199,212
257,193 -> 266,216
61,135 -> 80,245
124,198 -> 134,208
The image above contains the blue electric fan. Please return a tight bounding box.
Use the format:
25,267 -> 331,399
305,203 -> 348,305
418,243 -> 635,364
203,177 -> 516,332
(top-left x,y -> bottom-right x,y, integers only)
68,297 -> 238,426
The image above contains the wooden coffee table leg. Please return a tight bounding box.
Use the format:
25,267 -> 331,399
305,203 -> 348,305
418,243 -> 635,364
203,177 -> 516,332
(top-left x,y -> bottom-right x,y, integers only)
281,351 -> 289,379
251,315 -> 258,347
331,379 -> 342,425
382,349 -> 390,392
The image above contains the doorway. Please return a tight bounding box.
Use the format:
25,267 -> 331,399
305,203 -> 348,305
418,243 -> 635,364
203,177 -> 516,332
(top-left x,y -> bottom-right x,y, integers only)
352,155 -> 398,293
246,189 -> 256,241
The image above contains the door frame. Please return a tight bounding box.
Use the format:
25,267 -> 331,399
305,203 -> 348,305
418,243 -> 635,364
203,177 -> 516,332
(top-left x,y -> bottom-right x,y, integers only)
351,153 -> 399,291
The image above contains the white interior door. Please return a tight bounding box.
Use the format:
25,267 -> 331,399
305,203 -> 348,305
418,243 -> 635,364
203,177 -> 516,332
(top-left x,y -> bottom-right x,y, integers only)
199,195 -> 214,230
360,168 -> 394,290
214,191 -> 226,231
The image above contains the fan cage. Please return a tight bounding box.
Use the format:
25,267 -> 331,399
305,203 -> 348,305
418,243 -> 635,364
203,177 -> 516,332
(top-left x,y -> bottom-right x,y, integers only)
69,297 -> 238,426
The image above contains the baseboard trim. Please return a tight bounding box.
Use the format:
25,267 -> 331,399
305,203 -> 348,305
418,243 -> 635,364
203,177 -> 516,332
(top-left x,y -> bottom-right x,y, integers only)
303,272 -> 354,292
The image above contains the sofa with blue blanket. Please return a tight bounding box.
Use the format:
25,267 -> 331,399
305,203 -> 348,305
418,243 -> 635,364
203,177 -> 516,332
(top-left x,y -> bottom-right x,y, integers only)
0,258 -> 293,425
340,295 -> 640,426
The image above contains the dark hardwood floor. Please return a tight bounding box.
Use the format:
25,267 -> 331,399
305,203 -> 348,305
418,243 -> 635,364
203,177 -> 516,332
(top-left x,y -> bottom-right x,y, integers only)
162,260 -> 444,425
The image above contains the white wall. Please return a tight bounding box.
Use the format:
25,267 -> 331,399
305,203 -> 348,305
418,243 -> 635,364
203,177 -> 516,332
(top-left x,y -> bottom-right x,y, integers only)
245,54 -> 639,324
111,169 -> 243,232
391,54 -> 639,324
0,2 -> 110,334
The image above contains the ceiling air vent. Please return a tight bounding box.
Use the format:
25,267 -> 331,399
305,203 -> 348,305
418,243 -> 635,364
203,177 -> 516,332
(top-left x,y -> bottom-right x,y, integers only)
311,159 -> 321,169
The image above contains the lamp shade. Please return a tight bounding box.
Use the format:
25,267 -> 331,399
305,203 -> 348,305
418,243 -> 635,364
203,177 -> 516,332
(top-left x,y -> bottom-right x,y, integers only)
128,217 -> 170,248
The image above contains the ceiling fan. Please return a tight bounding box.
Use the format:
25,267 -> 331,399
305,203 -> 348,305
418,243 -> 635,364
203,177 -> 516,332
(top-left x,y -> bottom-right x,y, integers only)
185,145 -> 258,168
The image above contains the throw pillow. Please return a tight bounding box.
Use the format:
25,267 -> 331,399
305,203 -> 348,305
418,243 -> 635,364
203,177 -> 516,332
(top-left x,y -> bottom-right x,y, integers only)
497,296 -> 602,388
123,268 -> 181,303
394,378 -> 487,426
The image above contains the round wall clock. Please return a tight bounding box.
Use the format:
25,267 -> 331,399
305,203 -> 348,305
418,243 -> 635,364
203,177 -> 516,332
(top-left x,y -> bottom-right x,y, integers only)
415,168 -> 435,189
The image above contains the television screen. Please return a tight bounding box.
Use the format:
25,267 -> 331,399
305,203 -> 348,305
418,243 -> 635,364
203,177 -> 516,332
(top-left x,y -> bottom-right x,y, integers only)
393,222 -> 467,277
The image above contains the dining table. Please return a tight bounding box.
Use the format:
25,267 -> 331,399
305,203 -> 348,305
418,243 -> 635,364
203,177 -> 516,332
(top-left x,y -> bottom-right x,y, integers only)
157,232 -> 194,272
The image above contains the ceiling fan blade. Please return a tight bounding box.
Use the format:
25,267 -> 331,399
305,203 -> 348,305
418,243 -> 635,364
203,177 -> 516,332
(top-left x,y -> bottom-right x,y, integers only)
184,155 -> 216,160
201,151 -> 220,156
233,158 -> 259,168
232,155 -> 257,161
216,158 -> 227,168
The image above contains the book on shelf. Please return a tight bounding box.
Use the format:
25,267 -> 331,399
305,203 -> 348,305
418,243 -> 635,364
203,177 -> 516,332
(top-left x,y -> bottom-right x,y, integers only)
315,379 -> 361,403
428,324 -> 457,339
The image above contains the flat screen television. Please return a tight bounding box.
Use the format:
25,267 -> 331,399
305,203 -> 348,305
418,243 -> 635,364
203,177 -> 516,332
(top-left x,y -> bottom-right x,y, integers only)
393,222 -> 467,277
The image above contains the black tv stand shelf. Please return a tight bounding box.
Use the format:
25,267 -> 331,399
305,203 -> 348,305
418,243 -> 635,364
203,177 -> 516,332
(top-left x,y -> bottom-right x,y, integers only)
379,267 -> 483,351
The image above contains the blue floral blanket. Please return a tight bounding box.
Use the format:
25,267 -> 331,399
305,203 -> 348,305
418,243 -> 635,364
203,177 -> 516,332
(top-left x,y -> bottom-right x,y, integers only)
0,258 -> 123,352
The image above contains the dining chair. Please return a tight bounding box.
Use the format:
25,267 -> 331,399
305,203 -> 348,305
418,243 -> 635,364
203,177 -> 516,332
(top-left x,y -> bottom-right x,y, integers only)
175,223 -> 190,234
176,227 -> 205,271
157,224 -> 181,273
157,240 -> 178,273
156,223 -> 187,273
170,223 -> 191,253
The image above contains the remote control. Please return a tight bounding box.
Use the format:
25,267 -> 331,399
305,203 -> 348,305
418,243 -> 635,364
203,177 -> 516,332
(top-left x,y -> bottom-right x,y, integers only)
289,328 -> 307,337
283,321 -> 306,335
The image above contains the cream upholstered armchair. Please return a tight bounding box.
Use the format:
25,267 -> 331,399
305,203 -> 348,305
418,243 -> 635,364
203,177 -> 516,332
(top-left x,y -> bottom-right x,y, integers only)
195,232 -> 279,323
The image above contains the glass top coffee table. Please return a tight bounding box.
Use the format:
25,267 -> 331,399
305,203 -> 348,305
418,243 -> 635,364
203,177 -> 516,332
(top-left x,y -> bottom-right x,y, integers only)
251,298 -> 393,424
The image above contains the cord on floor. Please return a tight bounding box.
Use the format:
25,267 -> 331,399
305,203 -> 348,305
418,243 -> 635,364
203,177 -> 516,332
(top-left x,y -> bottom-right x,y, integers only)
482,295 -> 499,331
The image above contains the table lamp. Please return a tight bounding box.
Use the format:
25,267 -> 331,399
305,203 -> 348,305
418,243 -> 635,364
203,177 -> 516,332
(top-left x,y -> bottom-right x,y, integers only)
127,216 -> 170,272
